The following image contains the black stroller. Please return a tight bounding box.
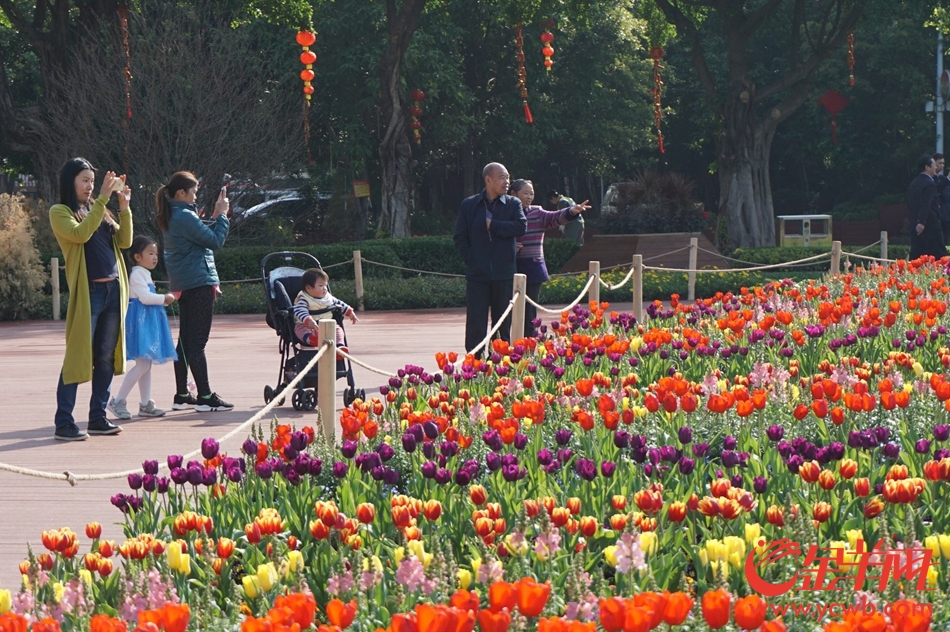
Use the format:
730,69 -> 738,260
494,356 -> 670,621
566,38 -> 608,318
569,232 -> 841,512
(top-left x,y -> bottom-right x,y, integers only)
261,252 -> 364,410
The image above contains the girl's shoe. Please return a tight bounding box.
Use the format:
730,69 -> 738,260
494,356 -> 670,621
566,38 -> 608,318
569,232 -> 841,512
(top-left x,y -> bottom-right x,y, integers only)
107,397 -> 132,420
139,400 -> 166,417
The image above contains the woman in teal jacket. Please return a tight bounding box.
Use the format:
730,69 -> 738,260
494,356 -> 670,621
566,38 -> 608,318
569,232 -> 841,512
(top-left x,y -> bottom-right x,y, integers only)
156,171 -> 232,412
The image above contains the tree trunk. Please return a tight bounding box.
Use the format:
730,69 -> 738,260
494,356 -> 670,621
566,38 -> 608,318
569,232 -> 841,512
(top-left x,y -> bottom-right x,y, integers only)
375,0 -> 426,238
718,95 -> 777,248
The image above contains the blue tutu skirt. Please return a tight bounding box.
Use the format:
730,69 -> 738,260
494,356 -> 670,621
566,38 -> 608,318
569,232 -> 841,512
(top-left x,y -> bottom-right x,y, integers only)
126,297 -> 178,363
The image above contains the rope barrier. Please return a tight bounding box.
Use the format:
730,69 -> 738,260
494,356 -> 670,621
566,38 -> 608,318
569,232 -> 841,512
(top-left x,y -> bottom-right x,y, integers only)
642,245 -> 690,263
525,275 -> 596,314
361,258 -> 465,278
642,251 -> 832,274
843,251 -> 897,264
598,265 -> 636,291
321,259 -> 353,269
335,348 -> 398,378
0,342 -> 331,486
469,293 -> 519,356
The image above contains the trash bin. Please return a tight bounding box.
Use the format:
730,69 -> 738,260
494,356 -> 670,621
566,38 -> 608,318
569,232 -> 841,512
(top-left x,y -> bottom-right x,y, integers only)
777,215 -> 833,248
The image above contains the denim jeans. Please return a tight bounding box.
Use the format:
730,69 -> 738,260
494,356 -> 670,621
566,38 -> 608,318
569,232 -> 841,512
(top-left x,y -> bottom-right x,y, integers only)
55,279 -> 121,430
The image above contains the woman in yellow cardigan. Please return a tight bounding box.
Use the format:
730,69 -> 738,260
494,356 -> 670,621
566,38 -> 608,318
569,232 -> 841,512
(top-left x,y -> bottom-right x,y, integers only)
49,158 -> 133,441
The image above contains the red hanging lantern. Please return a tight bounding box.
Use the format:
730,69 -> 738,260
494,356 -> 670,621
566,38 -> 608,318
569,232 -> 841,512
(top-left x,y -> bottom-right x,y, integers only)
514,24 -> 533,124
847,32 -> 855,86
296,30 -> 318,163
118,5 -> 132,121
650,46 -> 665,154
540,18 -> 555,72
818,89 -> 849,145
410,89 -> 425,145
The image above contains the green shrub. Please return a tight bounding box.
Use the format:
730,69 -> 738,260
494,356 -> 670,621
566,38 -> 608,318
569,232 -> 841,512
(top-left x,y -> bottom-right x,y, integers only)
0,195 -> 47,319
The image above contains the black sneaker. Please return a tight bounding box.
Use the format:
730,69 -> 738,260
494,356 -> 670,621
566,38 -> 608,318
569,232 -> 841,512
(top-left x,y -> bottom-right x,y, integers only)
194,393 -> 234,412
54,425 -> 88,442
87,418 -> 122,435
172,393 -> 198,410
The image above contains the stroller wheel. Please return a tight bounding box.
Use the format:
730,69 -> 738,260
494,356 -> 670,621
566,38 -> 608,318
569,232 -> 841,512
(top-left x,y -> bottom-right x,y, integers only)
292,388 -> 306,411
264,385 -> 276,404
342,387 -> 354,408
357,388 -> 366,402
304,390 -> 317,411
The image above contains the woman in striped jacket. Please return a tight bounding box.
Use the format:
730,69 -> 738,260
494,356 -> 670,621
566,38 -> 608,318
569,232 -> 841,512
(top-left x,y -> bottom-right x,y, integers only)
510,179 -> 589,336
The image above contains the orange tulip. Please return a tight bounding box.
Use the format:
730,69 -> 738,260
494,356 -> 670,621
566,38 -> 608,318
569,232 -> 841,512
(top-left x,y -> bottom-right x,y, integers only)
733,595 -> 766,630
761,621 -> 786,632
515,577 -> 551,617
477,609 -> 511,632
450,590 -> 481,613
85,522 -> 102,539
89,615 -> 126,632
621,604 -> 652,632
469,485 -> 487,506
667,501 -> 687,523
662,592 -> 694,626
356,503 -> 376,524
423,500 -> 443,521
159,604 -> 190,632
326,599 -> 358,629
632,592 -> 668,630
701,589 -> 731,629
537,617 -> 568,632
274,593 -> 317,629
33,619 -> 63,632
887,599 -> 932,632
488,581 -> 518,613
598,598 -> 626,632
854,477 -> 871,497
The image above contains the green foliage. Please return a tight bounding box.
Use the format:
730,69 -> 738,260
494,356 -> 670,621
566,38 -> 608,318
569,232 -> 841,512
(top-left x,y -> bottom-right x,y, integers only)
926,7 -> 950,34
0,195 -> 46,319
597,170 -> 706,234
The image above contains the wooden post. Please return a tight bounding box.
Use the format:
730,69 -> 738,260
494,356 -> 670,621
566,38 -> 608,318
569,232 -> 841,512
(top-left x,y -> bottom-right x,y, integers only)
353,250 -> 365,312
588,260 -> 600,305
830,241 -> 842,275
632,254 -> 643,324
51,257 -> 60,321
317,319 -> 338,444
687,237 -> 698,302
880,231 -> 888,263
511,273 -> 526,341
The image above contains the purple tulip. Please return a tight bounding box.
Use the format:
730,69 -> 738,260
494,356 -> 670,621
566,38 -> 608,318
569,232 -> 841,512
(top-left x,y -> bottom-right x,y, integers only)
423,421 -> 439,439
293,454 -> 311,475
692,443 -> 710,458
202,468 -> 217,486
167,455 -> 183,470
721,450 -> 740,468
284,468 -> 301,486
243,439 -> 258,456
421,461 -> 438,478
678,458 -> 695,475
537,449 -> 553,466
201,438 -> 219,460
678,427 -> 692,444
786,455 -> 804,473
255,461 -> 273,479
575,458 -> 597,481
454,469 -> 472,485
513,434 -> 528,451
753,476 -> 768,494
290,431 -> 308,452
882,443 -> 901,459
435,468 -> 452,485
110,494 -> 129,513
936,425 -> 950,442
170,467 -> 187,485
614,431 -> 630,449
383,468 -> 400,485
502,465 -> 526,482
731,474 -> 743,488
186,467 -> 203,486
332,461 -> 348,478
283,446 -> 299,460
766,425 -> 784,442
601,461 -> 616,478
377,443 -> 396,462
485,452 -> 502,471
555,429 -> 573,446
341,440 -> 358,459
402,433 -> 417,453
916,439 -> 932,454
141,460 -> 159,476
723,435 -> 737,450
127,473 -> 143,490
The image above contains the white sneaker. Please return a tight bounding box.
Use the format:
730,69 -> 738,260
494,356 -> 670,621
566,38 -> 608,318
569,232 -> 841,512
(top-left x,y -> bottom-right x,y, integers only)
107,397 -> 132,420
138,400 -> 166,417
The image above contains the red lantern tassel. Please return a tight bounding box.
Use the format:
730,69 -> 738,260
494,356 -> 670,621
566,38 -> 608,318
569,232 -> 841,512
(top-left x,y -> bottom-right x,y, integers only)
657,133 -> 665,154
831,118 -> 838,145
523,102 -> 533,124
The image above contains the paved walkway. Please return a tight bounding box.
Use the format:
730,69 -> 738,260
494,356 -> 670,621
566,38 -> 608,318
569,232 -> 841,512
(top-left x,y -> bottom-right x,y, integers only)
0,302 -> 633,590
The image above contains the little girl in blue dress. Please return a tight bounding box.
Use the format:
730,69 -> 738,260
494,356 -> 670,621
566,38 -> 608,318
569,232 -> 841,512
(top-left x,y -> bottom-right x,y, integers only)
108,236 -> 178,418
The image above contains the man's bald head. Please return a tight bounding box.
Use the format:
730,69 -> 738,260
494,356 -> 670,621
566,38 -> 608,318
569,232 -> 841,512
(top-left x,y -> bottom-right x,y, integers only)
482,162 -> 510,199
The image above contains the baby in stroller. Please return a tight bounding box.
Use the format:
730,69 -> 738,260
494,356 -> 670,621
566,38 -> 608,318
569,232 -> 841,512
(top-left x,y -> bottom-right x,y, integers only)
293,267 -> 358,353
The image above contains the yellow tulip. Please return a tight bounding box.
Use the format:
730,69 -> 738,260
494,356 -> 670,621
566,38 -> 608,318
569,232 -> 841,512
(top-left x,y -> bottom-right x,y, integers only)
242,575 -> 259,599
504,534 -> 529,557
0,589 -> 11,615
458,568 -> 473,590
178,554 -> 191,576
166,541 -> 182,571
621,397 -> 631,410
925,536 -> 940,559
928,566 -> 939,588
286,550 -> 304,575
723,535 -> 746,561
257,562 -> 278,591
630,337 -> 642,351
639,532 -> 657,556
846,529 -> 864,551
408,540 -> 433,568
471,558 -> 482,580
393,547 -> 405,565
79,569 -> 93,587
904,383 -> 914,393
912,362 -> 924,377
938,534 -> 950,559
790,385 -> 800,401
744,523 -> 762,547
699,548 -> 709,567
604,545 -> 618,567
53,582 -> 65,603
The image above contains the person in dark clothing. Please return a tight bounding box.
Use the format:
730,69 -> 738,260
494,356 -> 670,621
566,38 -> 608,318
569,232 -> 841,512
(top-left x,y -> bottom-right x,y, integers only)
547,189 -> 585,246
907,155 -> 947,260
454,163 -> 527,354
156,171 -> 234,412
934,153 -> 950,245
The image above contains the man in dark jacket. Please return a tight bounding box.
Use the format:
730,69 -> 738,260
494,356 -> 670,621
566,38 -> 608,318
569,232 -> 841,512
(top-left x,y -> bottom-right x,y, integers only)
907,155 -> 946,260
454,162 -> 527,354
